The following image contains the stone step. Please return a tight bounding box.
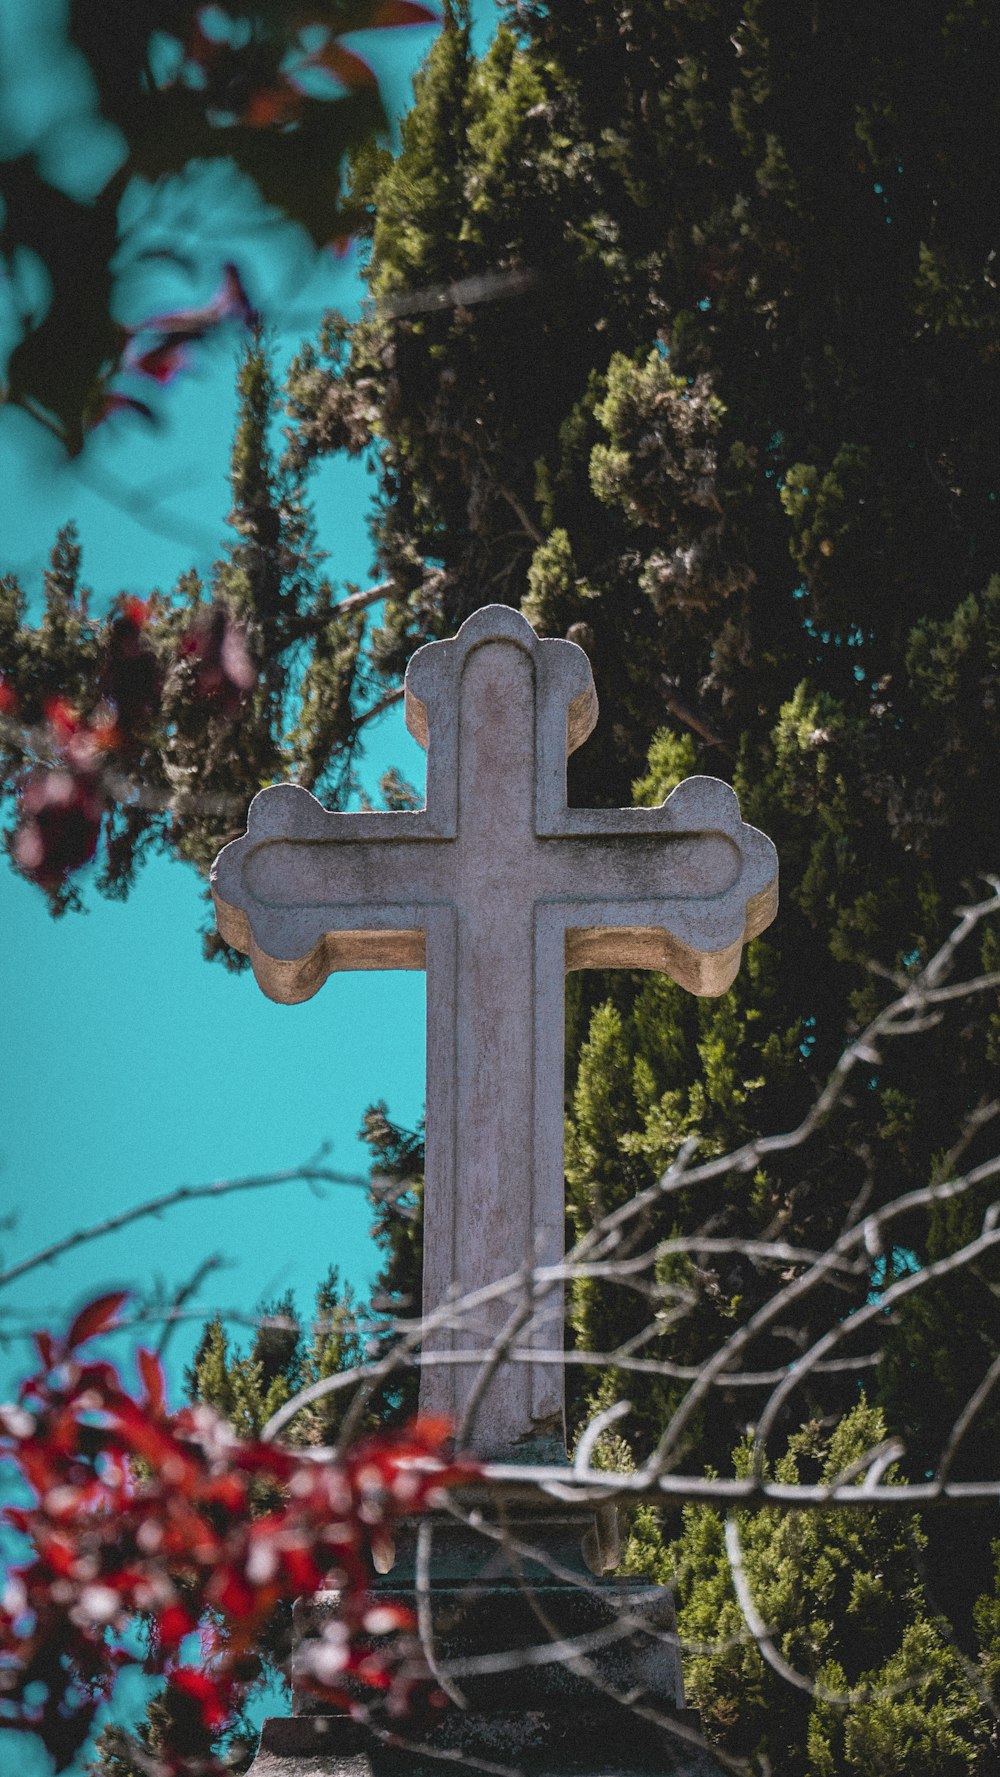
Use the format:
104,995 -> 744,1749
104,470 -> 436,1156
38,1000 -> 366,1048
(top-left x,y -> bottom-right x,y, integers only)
246,1707 -> 727,1777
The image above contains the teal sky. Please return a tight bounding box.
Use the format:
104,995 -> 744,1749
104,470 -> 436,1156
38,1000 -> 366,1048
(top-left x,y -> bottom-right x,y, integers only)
0,2 -> 497,1411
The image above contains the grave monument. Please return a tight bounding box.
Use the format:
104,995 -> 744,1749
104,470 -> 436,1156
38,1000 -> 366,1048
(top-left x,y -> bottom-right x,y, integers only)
211,604 -> 778,1775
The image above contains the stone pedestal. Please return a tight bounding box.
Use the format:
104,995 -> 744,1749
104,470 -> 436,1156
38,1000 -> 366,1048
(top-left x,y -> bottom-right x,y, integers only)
245,1507 -> 724,1777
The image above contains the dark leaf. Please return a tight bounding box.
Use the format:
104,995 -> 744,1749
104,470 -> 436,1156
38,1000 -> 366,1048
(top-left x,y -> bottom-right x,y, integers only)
65,1291 -> 129,1352
136,1346 -> 167,1417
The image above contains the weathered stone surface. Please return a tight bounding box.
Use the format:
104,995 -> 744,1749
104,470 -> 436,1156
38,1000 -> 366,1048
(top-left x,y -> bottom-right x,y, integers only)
296,1579 -> 682,1715
247,1710 -> 725,1777
247,1506 -> 726,1777
213,605 -> 777,1459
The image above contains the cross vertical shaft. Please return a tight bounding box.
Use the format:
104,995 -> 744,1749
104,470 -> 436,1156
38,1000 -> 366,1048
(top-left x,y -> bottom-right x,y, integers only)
421,640 -> 564,1454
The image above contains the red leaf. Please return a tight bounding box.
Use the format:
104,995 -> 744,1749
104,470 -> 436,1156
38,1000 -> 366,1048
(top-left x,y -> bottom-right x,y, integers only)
43,697 -> 81,741
18,1446 -> 58,1497
170,1666 -> 229,1729
282,1545 -> 323,1593
66,1292 -> 129,1352
370,0 -> 439,22
157,1604 -> 196,1651
38,1535 -> 77,1577
182,14 -> 221,74
213,1568 -> 257,1619
301,42 -> 377,88
33,1330 -> 56,1369
112,1401 -> 190,1472
129,337 -> 190,385
136,1347 -> 166,1417
244,84 -> 304,126
202,1472 -> 247,1512
406,1414 -> 454,1450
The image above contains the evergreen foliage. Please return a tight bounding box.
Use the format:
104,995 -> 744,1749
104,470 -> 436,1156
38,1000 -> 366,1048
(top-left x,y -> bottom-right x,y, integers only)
182,1107 -> 426,1448
660,1403 -> 995,1776
89,1688 -> 256,1777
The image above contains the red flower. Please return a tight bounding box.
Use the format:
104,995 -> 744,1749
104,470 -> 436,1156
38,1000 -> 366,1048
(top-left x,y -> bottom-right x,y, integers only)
65,1290 -> 129,1351
243,82 -> 306,126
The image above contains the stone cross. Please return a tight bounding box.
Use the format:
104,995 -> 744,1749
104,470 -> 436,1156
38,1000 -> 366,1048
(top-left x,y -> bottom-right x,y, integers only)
212,605 -> 777,1459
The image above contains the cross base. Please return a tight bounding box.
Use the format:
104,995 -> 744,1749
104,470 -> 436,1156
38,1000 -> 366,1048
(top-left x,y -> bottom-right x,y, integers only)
243,1506 -> 725,1777
247,1702 -> 721,1776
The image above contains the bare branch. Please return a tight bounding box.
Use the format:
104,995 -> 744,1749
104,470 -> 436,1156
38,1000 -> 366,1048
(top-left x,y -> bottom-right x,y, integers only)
336,581 -> 394,616
0,1150 -> 370,1294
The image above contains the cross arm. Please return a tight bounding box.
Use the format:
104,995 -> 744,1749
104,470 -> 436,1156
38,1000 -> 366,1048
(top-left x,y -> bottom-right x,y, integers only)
211,783 -> 446,1004
552,778 -> 778,995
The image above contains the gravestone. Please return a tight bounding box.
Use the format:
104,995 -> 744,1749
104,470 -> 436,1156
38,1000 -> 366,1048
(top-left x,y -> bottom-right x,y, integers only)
211,605 -> 777,1776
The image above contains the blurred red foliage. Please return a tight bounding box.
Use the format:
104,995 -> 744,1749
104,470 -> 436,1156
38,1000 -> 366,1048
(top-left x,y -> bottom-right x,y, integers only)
111,265 -> 261,421
3,2 -> 442,448
99,599 -> 166,735
10,597 -> 255,899
12,759 -> 106,892
0,1293 -> 474,1774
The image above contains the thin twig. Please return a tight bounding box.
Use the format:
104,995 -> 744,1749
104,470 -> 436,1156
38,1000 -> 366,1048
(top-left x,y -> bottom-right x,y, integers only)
0,1150 -> 369,1294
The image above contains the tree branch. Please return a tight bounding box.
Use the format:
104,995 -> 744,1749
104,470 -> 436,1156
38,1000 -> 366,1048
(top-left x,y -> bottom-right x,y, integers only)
0,1151 -> 370,1294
